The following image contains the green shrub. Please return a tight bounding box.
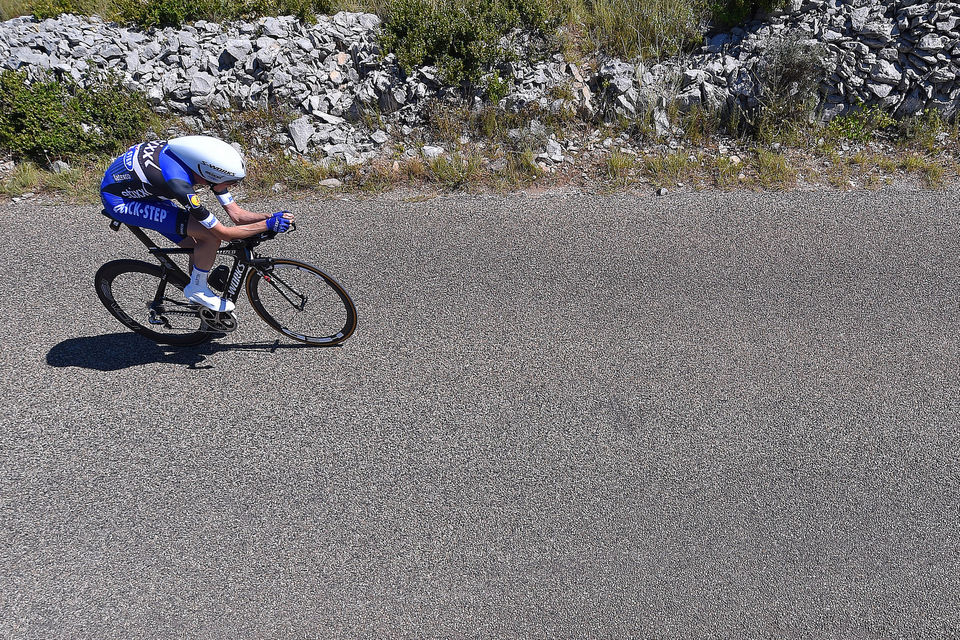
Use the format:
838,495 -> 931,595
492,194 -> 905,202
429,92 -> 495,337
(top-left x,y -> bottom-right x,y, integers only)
826,102 -> 895,144
112,0 -> 337,27
0,70 -> 149,162
380,0 -> 566,86
29,0 -> 101,19
709,0 -> 784,27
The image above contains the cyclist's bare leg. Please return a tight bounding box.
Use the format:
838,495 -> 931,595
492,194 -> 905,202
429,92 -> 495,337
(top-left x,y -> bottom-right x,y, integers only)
183,218 -> 220,271
178,235 -> 198,271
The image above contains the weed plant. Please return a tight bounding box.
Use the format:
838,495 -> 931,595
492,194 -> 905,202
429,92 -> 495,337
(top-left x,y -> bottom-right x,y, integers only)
579,0 -> 706,59
753,147 -> 795,188
825,103 -> 895,144
642,152 -> 693,186
897,109 -> 951,153
427,151 -> 483,188
710,156 -> 740,189
748,35 -> 827,143
605,149 -> 635,183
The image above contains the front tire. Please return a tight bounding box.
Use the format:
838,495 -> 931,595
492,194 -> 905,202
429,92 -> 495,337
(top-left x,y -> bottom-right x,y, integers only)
246,259 -> 357,346
94,259 -> 212,346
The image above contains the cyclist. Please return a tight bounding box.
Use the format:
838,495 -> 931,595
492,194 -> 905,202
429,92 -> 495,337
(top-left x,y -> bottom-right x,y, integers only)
100,135 -> 293,313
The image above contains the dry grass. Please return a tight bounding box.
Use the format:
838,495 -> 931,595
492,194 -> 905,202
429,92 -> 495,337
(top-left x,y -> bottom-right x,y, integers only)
605,150 -> 636,185
0,158 -> 106,200
641,152 -> 695,187
753,148 -> 796,189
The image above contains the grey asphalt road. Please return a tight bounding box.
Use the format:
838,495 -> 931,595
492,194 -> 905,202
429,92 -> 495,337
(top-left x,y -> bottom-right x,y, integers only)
1,188 -> 959,638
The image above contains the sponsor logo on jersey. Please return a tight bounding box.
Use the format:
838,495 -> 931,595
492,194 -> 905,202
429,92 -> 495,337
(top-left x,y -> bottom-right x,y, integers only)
139,140 -> 164,173
112,172 -> 131,182
189,194 -> 201,208
123,145 -> 137,171
129,201 -> 167,223
121,187 -> 151,199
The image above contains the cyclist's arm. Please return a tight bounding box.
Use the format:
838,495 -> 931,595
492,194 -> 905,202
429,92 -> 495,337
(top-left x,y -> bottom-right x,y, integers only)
204,218 -> 270,241
209,185 -> 268,224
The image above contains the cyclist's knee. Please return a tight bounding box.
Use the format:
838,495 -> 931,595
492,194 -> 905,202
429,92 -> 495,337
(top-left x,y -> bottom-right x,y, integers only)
186,220 -> 218,242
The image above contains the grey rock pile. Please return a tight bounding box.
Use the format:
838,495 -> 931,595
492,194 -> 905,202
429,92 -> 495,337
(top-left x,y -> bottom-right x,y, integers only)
596,0 -> 960,126
1,0 -> 959,165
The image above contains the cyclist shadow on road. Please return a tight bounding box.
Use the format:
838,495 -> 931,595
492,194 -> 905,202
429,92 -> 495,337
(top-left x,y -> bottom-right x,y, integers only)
47,332 -> 318,371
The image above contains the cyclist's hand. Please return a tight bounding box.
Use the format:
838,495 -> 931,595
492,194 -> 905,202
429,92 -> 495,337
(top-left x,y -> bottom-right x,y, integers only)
266,211 -> 293,233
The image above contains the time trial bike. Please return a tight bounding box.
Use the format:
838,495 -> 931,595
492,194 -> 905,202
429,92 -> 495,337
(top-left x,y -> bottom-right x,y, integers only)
94,211 -> 357,347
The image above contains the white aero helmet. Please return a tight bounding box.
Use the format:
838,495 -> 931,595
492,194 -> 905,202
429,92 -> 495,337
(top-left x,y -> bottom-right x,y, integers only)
167,136 -> 246,184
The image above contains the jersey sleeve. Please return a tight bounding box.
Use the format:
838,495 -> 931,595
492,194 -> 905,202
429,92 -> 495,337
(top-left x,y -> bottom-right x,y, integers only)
160,154 -> 218,228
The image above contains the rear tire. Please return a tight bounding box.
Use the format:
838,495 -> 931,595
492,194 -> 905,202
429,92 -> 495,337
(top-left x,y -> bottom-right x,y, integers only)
94,259 -> 212,346
246,259 -> 357,346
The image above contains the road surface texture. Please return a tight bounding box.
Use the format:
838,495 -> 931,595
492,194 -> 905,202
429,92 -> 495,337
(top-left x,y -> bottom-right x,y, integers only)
1,189 -> 958,638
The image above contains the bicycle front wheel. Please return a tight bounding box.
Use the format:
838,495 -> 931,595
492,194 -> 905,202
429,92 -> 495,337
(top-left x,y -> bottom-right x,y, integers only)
94,259 -> 212,346
246,259 -> 357,346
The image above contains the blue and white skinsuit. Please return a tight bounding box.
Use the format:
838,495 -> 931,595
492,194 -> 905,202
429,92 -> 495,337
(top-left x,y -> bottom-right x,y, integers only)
100,140 -> 231,242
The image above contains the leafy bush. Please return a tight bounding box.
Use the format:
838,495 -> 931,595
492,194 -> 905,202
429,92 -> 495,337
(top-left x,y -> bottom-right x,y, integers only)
112,0 -> 337,27
826,103 -> 895,143
709,0 -> 784,28
0,70 -> 149,161
380,0 -> 566,86
29,0 -> 102,19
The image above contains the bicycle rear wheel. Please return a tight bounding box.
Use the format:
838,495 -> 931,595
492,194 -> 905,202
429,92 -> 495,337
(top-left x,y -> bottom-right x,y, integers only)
95,259 -> 212,346
246,259 -> 357,346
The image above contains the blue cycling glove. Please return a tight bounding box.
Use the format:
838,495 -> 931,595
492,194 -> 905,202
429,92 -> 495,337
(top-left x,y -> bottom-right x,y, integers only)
266,211 -> 292,233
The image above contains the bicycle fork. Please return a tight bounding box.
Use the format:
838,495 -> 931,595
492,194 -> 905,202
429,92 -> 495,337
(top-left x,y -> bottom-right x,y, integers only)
260,267 -> 308,311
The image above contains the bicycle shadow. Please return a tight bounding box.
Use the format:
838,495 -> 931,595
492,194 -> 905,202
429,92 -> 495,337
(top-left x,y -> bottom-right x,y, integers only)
47,332 -> 323,371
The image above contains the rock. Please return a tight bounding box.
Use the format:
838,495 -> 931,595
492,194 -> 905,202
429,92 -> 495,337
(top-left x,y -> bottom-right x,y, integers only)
315,111 -> 345,125
871,60 -> 902,84
224,38 -> 252,61
545,138 -> 564,162
422,145 -> 444,159
50,160 -> 71,173
288,116 -> 315,153
919,34 -> 945,50
190,72 -> 216,96
599,60 -> 635,95
261,17 -> 286,38
850,7 -> 872,32
318,178 -> 342,187
868,82 -> 893,98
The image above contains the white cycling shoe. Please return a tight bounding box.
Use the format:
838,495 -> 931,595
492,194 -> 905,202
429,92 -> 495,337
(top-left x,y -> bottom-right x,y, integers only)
183,283 -> 235,313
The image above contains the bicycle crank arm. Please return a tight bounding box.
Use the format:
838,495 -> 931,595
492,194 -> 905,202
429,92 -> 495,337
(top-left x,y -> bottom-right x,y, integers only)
199,309 -> 239,333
